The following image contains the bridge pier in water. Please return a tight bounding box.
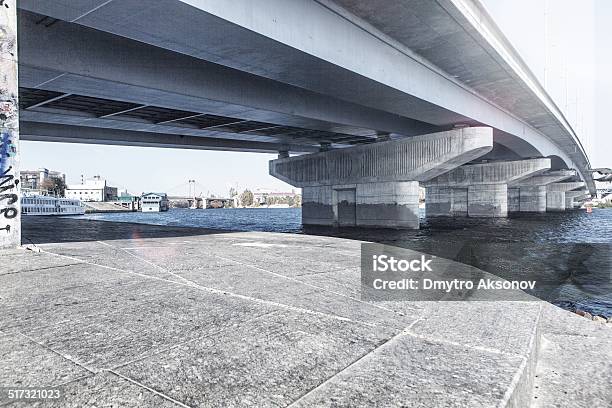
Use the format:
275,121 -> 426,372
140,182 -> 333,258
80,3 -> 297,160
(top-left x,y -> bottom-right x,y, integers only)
565,190 -> 589,209
546,182 -> 587,211
507,170 -> 577,213
270,127 -> 493,229
0,0 -> 20,250
424,158 -> 551,218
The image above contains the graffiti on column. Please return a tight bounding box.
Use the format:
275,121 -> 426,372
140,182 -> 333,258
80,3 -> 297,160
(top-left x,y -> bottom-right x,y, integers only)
1,0 -> 19,239
0,111 -> 18,233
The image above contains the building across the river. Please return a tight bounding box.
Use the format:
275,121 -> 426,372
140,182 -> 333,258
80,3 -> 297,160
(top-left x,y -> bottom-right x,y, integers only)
252,188 -> 300,206
141,192 -> 169,212
20,168 -> 65,195
65,176 -> 118,202
116,190 -> 141,211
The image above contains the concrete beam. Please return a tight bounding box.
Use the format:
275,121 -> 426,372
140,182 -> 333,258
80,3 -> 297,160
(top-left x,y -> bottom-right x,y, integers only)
424,158 -> 551,188
425,158 -> 551,218
17,12 -> 438,139
507,170 -> 576,187
0,0 -> 20,249
20,122 -> 307,153
272,127 -> 492,229
546,182 -> 586,192
270,127 -> 493,187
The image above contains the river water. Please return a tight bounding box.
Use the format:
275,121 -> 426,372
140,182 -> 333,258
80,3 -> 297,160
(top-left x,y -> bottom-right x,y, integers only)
71,207 -> 612,317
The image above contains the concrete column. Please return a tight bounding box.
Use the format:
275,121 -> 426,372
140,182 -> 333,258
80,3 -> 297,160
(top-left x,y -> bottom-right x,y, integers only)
356,181 -> 419,228
425,186 -> 467,217
564,191 -> 588,210
0,0 -> 20,249
424,158 -> 551,218
271,127 -> 493,229
303,182 -> 420,228
507,170 -> 576,213
302,186 -> 334,226
467,184 -> 508,217
507,188 -> 520,212
546,192 -> 566,211
546,182 -> 586,212
518,185 -> 547,213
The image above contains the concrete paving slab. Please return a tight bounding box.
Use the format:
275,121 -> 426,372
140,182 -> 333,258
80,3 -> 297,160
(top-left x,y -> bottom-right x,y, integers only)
33,241 -> 190,284
166,264 -> 414,330
0,264 -> 150,333
532,333 -> 612,408
104,240 -> 417,329
0,332 -> 90,388
409,301 -> 542,357
2,218 -> 609,407
0,250 -> 81,277
531,304 -> 612,408
116,309 -> 397,408
20,280 -> 278,371
6,371 -> 180,408
290,330 -> 525,408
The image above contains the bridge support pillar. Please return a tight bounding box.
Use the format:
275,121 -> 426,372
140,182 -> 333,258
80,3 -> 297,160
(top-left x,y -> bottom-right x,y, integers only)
564,190 -> 589,210
303,181 -> 420,228
467,184 -> 508,217
425,186 -> 467,217
0,0 -> 20,249
507,170 -> 577,213
424,158 -> 551,218
546,192 -> 566,211
546,182 -> 586,212
507,188 -> 520,212
517,186 -> 547,213
271,127 -> 494,229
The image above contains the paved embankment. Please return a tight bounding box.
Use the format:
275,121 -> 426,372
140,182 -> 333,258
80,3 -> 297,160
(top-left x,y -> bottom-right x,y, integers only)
83,202 -> 132,213
0,218 -> 609,407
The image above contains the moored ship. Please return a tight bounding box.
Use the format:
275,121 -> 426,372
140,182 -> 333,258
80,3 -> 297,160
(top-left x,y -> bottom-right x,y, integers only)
21,195 -> 85,216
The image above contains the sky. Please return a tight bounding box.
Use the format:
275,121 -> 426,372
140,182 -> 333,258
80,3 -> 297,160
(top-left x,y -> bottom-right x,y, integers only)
20,0 -> 611,196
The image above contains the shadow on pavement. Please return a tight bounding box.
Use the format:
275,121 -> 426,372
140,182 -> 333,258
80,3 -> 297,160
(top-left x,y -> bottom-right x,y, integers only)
21,217 -> 223,245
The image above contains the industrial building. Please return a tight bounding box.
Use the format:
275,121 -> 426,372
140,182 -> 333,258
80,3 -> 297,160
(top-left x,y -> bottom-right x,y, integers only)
64,176 -> 118,202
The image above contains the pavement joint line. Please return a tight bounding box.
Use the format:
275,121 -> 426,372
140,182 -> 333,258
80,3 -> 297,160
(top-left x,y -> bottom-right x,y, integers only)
403,330 -> 526,359
15,331 -> 97,375
286,317 -> 424,407
294,265 -> 357,277
96,240 -> 198,287
497,302 -> 544,408
108,310 -> 281,372
51,373 -> 98,389
106,369 -> 193,408
212,254 -> 406,317
37,248 -> 381,329
104,242 -> 382,327
0,262 -> 85,277
119,246 -> 174,250
118,249 -> 386,328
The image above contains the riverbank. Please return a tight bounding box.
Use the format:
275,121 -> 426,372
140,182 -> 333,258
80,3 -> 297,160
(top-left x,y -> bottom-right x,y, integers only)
1,217 -> 610,407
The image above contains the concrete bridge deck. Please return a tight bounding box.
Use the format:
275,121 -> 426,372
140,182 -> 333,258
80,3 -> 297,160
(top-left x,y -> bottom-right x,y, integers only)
0,218 -> 609,407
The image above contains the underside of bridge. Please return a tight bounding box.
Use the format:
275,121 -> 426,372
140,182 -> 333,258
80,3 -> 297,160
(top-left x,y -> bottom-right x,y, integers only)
0,0 -> 594,246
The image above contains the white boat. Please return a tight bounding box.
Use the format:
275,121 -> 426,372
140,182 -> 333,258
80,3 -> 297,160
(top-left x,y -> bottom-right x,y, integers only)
21,195 -> 85,216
